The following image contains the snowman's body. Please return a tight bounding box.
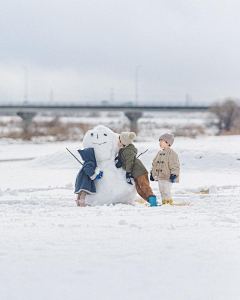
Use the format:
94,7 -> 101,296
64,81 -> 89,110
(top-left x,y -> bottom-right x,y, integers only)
82,125 -> 136,206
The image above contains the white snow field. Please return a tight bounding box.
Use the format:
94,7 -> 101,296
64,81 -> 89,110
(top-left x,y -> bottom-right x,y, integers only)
0,135 -> 240,300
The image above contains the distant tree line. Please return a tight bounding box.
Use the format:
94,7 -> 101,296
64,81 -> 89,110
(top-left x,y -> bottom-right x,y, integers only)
209,99 -> 240,135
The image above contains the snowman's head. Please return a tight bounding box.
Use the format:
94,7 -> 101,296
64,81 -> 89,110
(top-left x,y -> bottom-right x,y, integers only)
83,125 -> 119,162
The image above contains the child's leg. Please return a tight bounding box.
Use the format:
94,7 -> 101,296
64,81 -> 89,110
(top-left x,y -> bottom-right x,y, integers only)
158,180 -> 166,200
135,180 -> 148,201
163,180 -> 172,200
158,180 -> 172,204
135,173 -> 155,201
76,191 -> 87,207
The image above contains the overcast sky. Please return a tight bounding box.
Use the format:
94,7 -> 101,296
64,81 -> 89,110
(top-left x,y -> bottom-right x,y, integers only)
1,0 -> 240,105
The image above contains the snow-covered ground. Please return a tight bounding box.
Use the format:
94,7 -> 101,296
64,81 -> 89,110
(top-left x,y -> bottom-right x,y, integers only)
0,135 -> 240,300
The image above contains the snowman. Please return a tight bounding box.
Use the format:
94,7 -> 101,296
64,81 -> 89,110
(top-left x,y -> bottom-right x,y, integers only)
82,125 -> 136,206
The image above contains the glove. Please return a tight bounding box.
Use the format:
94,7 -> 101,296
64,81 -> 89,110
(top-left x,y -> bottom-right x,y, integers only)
115,156 -> 122,168
95,171 -> 103,180
150,173 -> 154,181
126,172 -> 133,185
170,174 -> 176,183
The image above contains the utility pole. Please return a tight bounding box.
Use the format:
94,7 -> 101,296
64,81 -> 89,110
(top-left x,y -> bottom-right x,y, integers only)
110,88 -> 114,103
50,89 -> 54,102
186,93 -> 191,106
135,65 -> 140,105
23,67 -> 28,103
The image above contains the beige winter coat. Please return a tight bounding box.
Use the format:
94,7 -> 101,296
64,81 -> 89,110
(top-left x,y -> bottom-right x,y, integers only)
151,148 -> 180,183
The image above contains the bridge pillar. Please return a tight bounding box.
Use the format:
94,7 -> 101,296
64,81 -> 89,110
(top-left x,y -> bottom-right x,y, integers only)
17,111 -> 36,138
125,112 -> 142,133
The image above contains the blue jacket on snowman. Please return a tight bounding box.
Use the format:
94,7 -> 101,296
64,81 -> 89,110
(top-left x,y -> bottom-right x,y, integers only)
74,148 -> 102,206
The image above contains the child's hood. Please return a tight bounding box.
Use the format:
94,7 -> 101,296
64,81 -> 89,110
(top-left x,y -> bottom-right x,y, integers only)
121,143 -> 138,155
127,144 -> 137,154
77,147 -> 96,164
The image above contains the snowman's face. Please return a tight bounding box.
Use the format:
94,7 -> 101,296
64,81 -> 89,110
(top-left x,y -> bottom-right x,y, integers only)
83,125 -> 119,162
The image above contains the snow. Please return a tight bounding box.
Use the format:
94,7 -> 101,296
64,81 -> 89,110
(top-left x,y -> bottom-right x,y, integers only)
0,134 -> 240,300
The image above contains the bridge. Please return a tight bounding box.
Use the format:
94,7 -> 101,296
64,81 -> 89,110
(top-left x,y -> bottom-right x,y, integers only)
0,102 -> 211,135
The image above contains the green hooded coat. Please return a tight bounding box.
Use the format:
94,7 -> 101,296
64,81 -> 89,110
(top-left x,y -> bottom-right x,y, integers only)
118,144 -> 148,179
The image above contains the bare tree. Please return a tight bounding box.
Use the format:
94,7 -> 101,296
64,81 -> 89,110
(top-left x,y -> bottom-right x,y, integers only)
209,99 -> 240,134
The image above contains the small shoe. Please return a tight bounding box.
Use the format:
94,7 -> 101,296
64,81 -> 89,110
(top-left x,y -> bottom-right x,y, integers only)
148,196 -> 157,207
162,199 -> 173,205
75,199 -> 87,207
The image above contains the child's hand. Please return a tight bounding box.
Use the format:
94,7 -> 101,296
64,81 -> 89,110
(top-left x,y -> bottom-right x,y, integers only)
150,173 -> 154,181
115,156 -> 122,168
95,171 -> 103,180
126,172 -> 133,185
170,174 -> 176,183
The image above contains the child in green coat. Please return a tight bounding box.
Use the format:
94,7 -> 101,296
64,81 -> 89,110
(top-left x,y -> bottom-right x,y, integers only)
115,132 -> 157,206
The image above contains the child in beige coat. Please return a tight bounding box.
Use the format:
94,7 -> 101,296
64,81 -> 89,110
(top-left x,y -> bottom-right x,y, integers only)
150,133 -> 180,205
